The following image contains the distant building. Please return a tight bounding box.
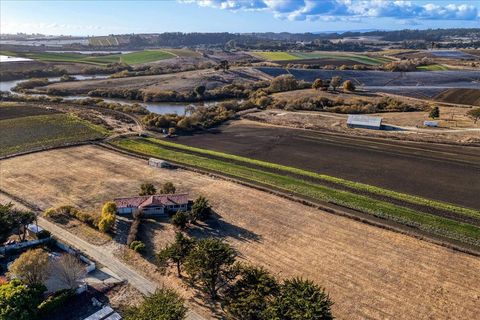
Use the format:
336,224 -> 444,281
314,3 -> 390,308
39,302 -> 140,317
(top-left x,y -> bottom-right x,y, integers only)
423,121 -> 439,127
114,193 -> 189,216
148,158 -> 172,168
347,115 -> 383,130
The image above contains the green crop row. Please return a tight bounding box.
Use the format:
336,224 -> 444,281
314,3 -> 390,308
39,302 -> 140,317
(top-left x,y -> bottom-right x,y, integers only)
111,138 -> 480,247
0,114 -> 108,156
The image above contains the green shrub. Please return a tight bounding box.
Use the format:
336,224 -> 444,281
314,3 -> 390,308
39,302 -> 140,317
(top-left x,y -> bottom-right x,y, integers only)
171,211 -> 188,230
37,289 -> 75,315
130,240 -> 146,253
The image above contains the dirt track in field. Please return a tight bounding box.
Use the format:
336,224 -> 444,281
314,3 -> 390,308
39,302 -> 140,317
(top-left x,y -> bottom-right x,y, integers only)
1,145 -> 480,319
171,120 -> 480,209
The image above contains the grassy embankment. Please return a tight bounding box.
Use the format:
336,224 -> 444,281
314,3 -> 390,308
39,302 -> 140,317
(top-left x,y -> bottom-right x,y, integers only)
111,137 -> 480,247
252,51 -> 394,65
1,50 -> 175,65
0,114 -> 108,156
417,64 -> 450,71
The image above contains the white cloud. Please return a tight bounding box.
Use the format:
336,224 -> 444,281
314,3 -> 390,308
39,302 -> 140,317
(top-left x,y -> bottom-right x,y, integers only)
180,0 -> 479,21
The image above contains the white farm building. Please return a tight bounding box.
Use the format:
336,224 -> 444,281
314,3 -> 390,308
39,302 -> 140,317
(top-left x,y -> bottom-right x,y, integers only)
347,115 -> 383,130
149,158 -> 172,168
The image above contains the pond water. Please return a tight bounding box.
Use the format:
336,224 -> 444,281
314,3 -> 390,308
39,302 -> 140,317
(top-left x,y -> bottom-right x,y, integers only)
0,74 -> 110,92
62,95 -> 221,115
0,55 -> 33,63
0,74 -> 221,115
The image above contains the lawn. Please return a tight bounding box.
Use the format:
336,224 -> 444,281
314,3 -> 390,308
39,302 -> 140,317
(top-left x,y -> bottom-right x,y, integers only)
111,137 -> 480,247
0,114 -> 108,156
252,51 -> 299,61
5,50 -> 176,65
417,64 -> 450,71
118,50 -> 176,64
252,51 -> 393,65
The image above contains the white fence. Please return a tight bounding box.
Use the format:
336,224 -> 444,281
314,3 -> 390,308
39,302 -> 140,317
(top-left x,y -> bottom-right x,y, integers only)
1,238 -> 50,254
55,241 -> 96,273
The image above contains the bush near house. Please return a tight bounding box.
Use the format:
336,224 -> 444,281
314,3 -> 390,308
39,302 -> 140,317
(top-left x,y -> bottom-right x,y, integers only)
0,279 -> 46,320
130,240 -> 146,253
44,206 -> 96,226
37,289 -> 75,316
98,202 -> 117,233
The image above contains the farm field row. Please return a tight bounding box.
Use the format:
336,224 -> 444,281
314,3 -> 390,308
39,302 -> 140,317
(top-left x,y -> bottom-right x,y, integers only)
1,50 -> 176,65
256,67 -> 480,99
110,137 -> 480,248
169,121 -> 480,209
0,113 -> 107,157
257,67 -> 480,87
141,138 -> 479,219
1,145 -> 479,319
251,51 -> 393,65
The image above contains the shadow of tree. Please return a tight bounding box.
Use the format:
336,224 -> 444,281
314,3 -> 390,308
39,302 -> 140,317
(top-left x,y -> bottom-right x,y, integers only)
138,218 -> 167,260
114,216 -> 131,245
187,210 -> 261,243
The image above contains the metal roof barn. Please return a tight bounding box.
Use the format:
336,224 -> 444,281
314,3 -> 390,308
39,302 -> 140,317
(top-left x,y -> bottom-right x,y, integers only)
347,115 -> 383,130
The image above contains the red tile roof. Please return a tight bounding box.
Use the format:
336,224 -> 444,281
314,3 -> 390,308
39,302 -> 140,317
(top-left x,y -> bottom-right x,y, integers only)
114,194 -> 189,209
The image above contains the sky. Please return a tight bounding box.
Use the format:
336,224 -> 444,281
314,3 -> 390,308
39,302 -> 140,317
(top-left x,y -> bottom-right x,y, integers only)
1,0 -> 479,36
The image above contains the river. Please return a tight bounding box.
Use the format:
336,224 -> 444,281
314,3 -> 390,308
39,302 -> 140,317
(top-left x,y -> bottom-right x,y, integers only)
0,75 -> 208,115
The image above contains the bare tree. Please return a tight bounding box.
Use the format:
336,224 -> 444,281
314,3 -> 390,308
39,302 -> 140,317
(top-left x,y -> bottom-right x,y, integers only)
51,254 -> 86,289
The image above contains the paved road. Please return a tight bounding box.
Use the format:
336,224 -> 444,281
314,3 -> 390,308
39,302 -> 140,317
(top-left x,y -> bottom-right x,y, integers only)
37,217 -> 206,320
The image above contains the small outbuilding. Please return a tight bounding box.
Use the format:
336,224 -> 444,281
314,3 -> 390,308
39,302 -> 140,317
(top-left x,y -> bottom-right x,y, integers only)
149,157 -> 172,168
347,115 -> 383,130
423,121 -> 439,127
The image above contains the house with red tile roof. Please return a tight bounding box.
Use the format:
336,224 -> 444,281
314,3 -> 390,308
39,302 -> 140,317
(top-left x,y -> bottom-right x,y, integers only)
114,193 -> 189,216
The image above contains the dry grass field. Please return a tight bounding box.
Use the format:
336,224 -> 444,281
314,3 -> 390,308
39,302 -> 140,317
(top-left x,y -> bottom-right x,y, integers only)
1,145 -> 479,319
39,67 -> 270,95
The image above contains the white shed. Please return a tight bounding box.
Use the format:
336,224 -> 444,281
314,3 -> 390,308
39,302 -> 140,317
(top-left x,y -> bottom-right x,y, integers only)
148,158 -> 171,168
423,121 -> 439,127
347,115 -> 383,130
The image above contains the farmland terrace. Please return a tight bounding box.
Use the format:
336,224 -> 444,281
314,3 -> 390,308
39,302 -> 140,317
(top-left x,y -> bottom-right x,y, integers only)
256,67 -> 480,99
169,121 -> 480,209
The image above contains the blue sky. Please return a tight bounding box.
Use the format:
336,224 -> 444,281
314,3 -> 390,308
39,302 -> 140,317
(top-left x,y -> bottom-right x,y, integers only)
1,0 -> 479,36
